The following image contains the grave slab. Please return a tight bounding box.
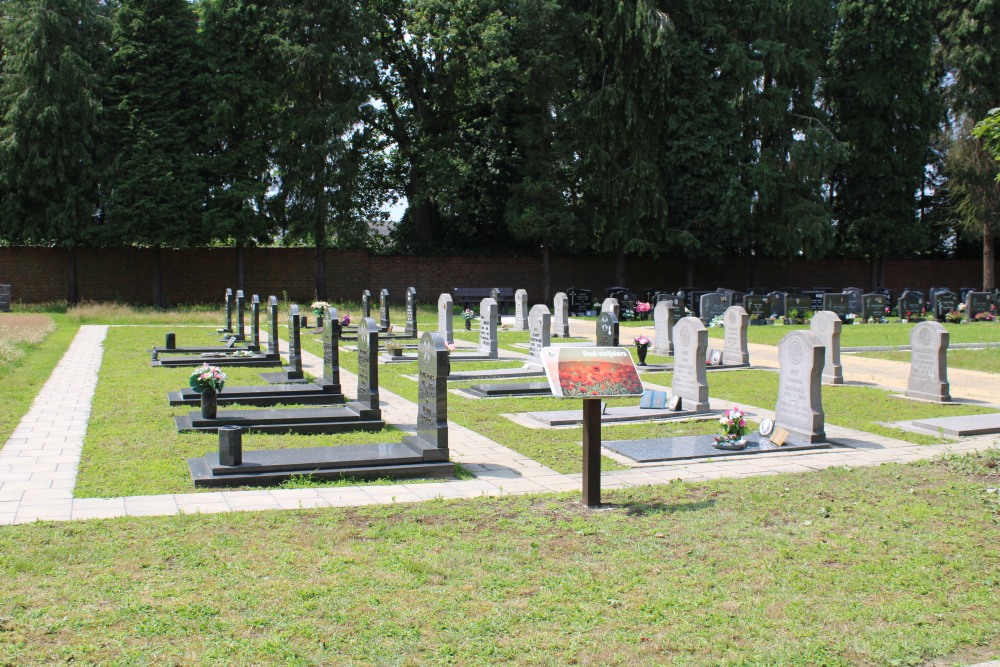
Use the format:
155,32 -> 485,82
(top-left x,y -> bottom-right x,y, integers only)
909,413 -> 1000,437
523,405 -> 706,427
461,382 -> 553,398
175,405 -> 385,434
605,434 -> 831,463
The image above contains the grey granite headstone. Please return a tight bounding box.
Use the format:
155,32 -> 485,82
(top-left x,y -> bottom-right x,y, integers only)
323,306 -> 343,391
906,321 -> 950,402
379,289 -> 390,331
843,287 -> 863,315
700,292 -> 730,325
722,306 -> 749,366
267,296 -> 279,355
356,317 -> 380,411
552,292 -> 570,338
286,304 -> 303,379
601,297 -> 619,319
514,289 -> 529,331
405,286 -> 417,337
862,293 -> 886,321
235,290 -> 246,341
402,331 -> 451,457
810,311 -> 843,385
597,312 -> 619,347
966,292 -> 993,320
250,295 -> 260,347
361,289 -> 371,318
527,304 -> 551,366
437,293 -> 454,344
671,317 -> 709,412
652,301 -> 674,356
774,331 -> 825,444
478,298 -> 498,357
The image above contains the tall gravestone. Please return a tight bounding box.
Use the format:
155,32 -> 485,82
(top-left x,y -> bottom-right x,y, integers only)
361,290 -> 372,318
478,298 -> 498,358
401,331 -> 450,460
601,297 -> 619,319
490,288 -> 503,327
379,289 -> 390,331
596,312 -> 619,347
437,293 -> 454,344
552,292 -> 570,338
405,287 -> 418,337
810,311 -> 843,385
323,306 -> 343,393
235,290 -> 246,341
700,292 -> 729,325
722,306 -> 749,366
354,318 -> 381,418
514,289 -> 529,331
267,296 -> 279,355
652,301 -> 674,356
250,295 -> 260,348
774,331 -> 826,444
906,321 -> 950,402
527,304 -> 551,366
671,317 -> 709,412
221,288 -> 234,333
285,304 -> 304,379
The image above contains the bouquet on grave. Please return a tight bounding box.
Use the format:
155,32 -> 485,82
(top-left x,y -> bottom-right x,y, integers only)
635,301 -> 652,315
714,406 -> 749,450
341,313 -> 351,326
311,301 -> 330,316
190,364 -> 226,394
633,335 -> 651,348
463,308 -> 476,321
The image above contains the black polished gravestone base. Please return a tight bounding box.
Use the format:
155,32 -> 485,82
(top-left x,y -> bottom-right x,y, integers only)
152,340 -> 261,356
605,433 -> 830,463
168,381 -> 344,408
258,368 -> 311,384
175,403 -> 384,435
152,352 -> 280,368
188,442 -> 454,487
461,382 -> 553,398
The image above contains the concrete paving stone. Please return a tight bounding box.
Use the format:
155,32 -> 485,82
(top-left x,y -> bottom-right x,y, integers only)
225,496 -> 283,511
177,503 -> 233,515
175,492 -> 227,505
268,489 -> 324,501
0,513 -> 17,525
72,508 -> 128,521
274,497 -> 331,510
72,498 -> 126,511
16,502 -> 73,521
48,479 -> 77,490
0,500 -> 19,514
0,480 -> 53,492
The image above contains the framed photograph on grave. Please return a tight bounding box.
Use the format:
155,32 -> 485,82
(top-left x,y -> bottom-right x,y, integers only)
759,418 -> 774,437
668,394 -> 682,410
540,347 -> 643,398
710,350 -> 723,366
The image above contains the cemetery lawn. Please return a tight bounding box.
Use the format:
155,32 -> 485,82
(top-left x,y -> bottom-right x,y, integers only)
2,456 -> 999,665
853,347 -> 1000,374
705,321 -> 1000,347
640,369 -> 995,445
73,326 -> 415,498
0,314 -> 78,444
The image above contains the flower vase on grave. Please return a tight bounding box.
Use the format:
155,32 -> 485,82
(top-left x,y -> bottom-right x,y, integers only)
465,319 -> 471,331
636,345 -> 648,366
201,389 -> 218,419
316,315 -> 324,329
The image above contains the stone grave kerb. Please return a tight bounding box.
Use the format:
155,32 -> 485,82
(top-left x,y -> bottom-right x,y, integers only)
437,292 -> 454,344
774,330 -> 826,444
355,317 -> 381,415
362,289 -> 371,318
267,296 -> 279,355
552,292 -> 570,338
250,295 -> 260,347
527,304 -> 551,366
323,306 -> 343,391
478,298 -> 499,357
514,289 -> 529,331
405,286 -> 418,337
653,301 -> 674,356
810,311 -> 843,385
722,306 -> 749,366
671,317 -> 709,412
286,304 -> 303,379
906,321 -> 950,402
379,289 -> 390,331
402,331 -> 451,460
235,290 -> 246,340
597,311 -> 619,347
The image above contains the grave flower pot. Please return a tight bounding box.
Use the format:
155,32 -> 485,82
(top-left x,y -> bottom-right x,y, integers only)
636,344 -> 649,366
390,348 -> 404,358
465,319 -> 472,331
201,389 -> 218,419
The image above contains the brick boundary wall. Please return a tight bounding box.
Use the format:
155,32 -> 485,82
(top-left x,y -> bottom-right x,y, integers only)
0,247 -> 993,306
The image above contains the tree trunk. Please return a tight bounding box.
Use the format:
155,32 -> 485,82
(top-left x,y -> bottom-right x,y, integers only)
615,247 -> 626,286
314,222 -> 327,301
542,244 -> 551,304
152,246 -> 165,309
66,245 -> 79,305
984,223 -> 995,290
236,243 -> 245,292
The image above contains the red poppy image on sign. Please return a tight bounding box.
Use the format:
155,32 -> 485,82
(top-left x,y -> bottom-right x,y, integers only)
541,347 -> 644,398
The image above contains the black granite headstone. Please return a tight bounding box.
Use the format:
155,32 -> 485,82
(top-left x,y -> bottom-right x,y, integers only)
286,304 -> 303,379
267,296 -> 279,355
699,293 -> 730,324
0,284 -> 11,312
362,289 -> 372,318
566,287 -> 593,315
235,290 -> 246,341
323,306 -> 343,392
743,295 -> 770,322
784,294 -> 812,320
843,287 -> 863,315
250,295 -> 260,348
402,332 -> 450,455
966,292 -> 993,320
356,317 -> 380,411
767,291 -> 786,317
862,293 -> 887,321
897,291 -> 922,320
596,312 -> 620,347
822,293 -> 850,320
932,290 -> 959,320
379,289 -> 390,331
405,286 -> 418,337
220,288 -> 234,333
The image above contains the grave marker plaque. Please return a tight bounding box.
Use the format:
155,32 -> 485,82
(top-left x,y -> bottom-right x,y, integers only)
810,311 -> 843,385
699,293 -> 730,325
361,290 -> 371,318
379,289 -> 390,331
566,287 -> 592,315
862,293 -> 887,321
285,304 -> 304,379
437,293 -> 454,344
723,306 -> 749,366
356,317 -> 380,411
552,292 -> 570,338
514,289 -> 529,331
906,321 -> 950,402
323,306 -> 343,392
774,331 -> 825,444
405,287 -> 417,337
652,301 -> 674,356
822,293 -> 850,320
596,312 -> 620,347
897,291 -> 923,320
966,292 -> 993,321
402,332 -> 451,455
671,317 -> 709,412
527,304 -> 551,366
478,298 -> 498,357
932,290 -> 959,320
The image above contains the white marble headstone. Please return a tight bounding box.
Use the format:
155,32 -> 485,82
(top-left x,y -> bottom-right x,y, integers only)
478,298 -> 498,358
437,293 -> 454,344
774,331 -> 825,444
810,311 -> 843,385
653,301 -> 674,356
671,317 -> 709,412
514,289 -> 529,331
527,304 -> 551,366
722,306 -> 749,366
906,321 -> 950,402
552,292 -> 570,338
601,297 -> 619,319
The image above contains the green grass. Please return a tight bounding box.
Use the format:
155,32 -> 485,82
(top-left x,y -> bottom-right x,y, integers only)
855,347 -> 1000,374
706,321 -> 1000,347
2,461 -> 999,665
0,314 -> 79,444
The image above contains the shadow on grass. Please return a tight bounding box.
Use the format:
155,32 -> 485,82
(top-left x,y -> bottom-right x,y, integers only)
616,499 -> 717,516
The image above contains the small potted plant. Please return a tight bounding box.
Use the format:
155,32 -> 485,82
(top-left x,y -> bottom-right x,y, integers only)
190,363 -> 226,419
633,335 -> 651,366
714,406 -> 749,450
385,340 -> 406,357
463,308 -> 476,330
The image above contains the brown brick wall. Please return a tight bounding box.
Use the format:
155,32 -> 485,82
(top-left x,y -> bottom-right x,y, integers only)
0,247 -> 993,306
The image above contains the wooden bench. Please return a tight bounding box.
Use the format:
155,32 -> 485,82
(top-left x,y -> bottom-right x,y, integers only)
452,287 -> 515,313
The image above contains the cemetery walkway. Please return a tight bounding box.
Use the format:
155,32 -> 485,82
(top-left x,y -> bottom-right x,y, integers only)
0,324 -> 998,526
